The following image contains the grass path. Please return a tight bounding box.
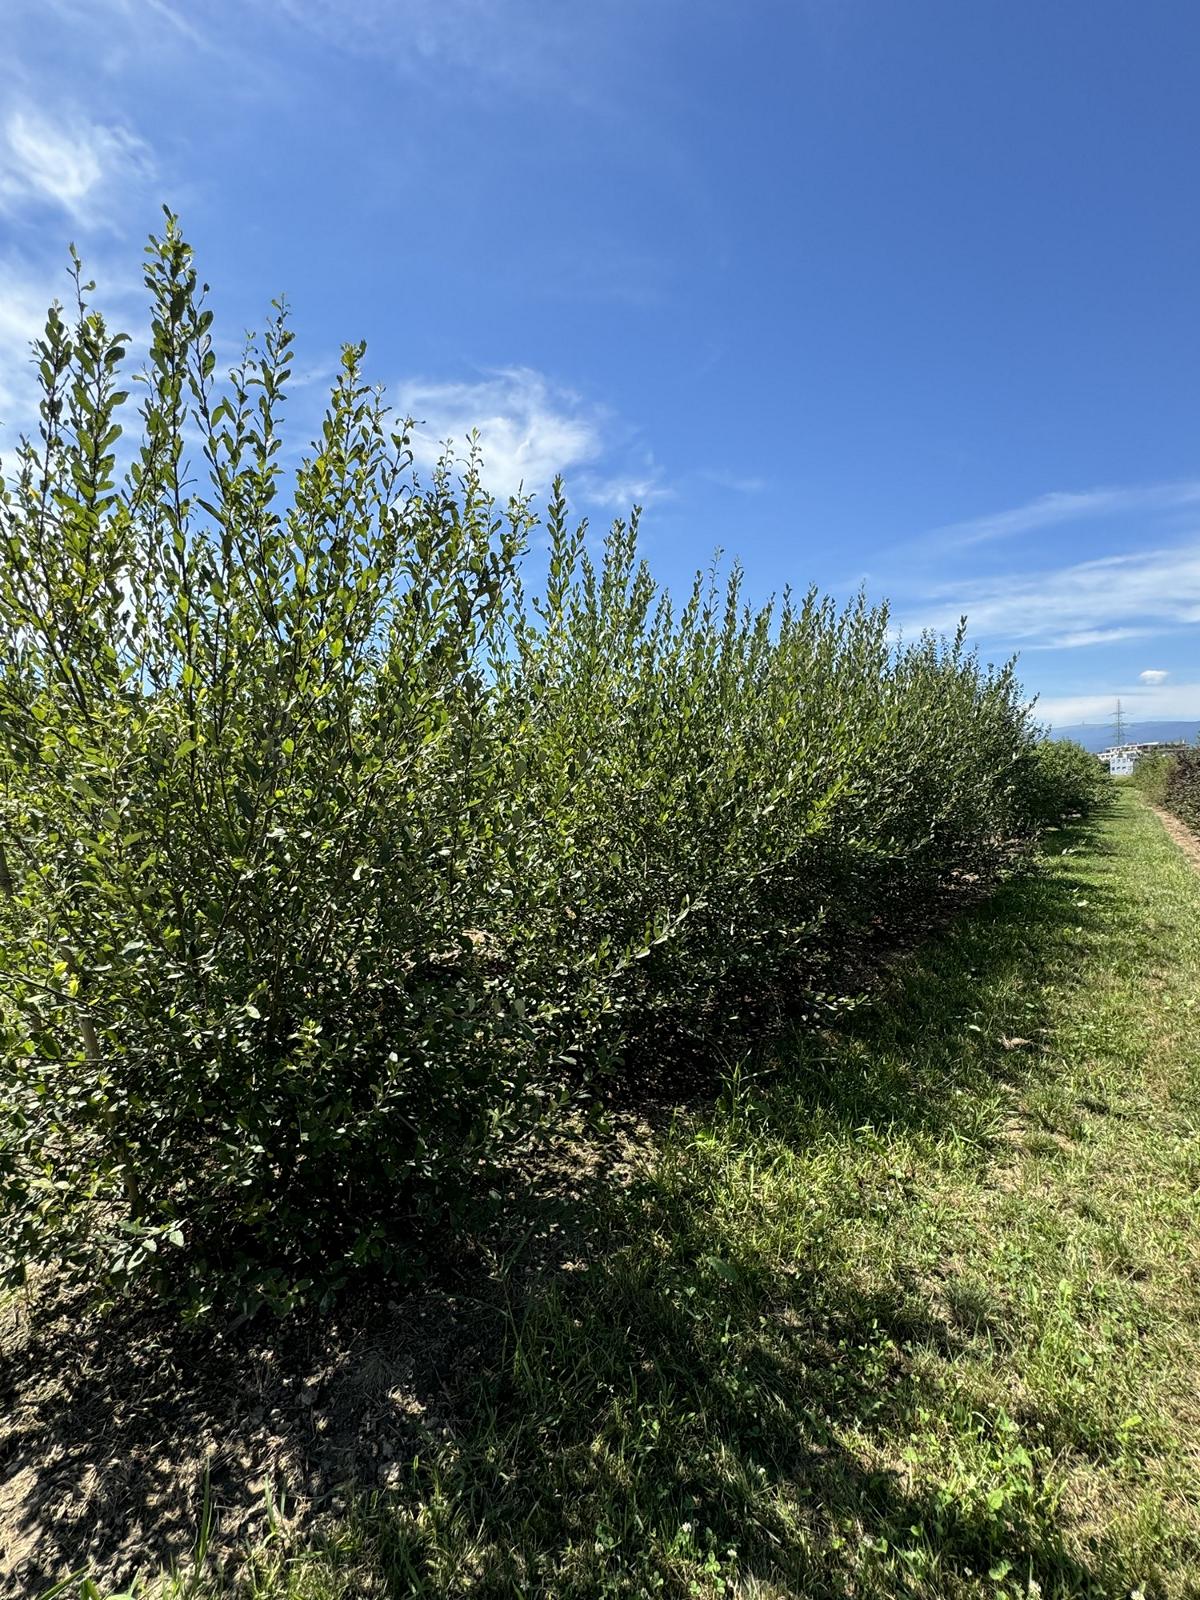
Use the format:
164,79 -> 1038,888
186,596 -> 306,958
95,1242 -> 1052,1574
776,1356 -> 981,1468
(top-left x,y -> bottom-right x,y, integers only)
65,792 -> 1200,1597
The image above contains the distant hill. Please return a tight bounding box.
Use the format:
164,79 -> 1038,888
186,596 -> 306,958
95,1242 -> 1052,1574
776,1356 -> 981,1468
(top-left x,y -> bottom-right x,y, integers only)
1046,720 -> 1200,753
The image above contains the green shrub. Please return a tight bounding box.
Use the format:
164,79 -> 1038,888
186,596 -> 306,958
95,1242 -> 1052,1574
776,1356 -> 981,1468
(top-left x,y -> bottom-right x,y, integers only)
1013,738 -> 1109,827
1168,748 -> 1200,832
1129,751 -> 1174,806
0,220 -> 1045,1313
1134,745 -> 1200,832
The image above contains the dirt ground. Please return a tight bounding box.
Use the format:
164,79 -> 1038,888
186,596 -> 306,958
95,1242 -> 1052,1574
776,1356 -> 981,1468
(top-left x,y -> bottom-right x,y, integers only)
0,1110 -> 655,1598
1,1278 -> 467,1594
1152,802 -> 1200,872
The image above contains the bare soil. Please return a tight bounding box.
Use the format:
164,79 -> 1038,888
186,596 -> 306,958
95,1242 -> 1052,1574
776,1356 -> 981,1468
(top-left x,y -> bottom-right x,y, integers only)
0,1108 -> 657,1598
1152,802 -> 1200,872
0,1276 -> 470,1593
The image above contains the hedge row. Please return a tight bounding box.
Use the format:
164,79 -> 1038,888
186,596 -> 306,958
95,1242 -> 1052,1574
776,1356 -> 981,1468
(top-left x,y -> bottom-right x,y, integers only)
1020,738 -> 1109,827
1131,746 -> 1200,833
0,222 -> 1086,1312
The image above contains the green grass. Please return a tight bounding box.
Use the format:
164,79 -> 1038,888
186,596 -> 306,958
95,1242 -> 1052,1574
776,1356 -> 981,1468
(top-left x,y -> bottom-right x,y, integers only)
69,791 -> 1200,1596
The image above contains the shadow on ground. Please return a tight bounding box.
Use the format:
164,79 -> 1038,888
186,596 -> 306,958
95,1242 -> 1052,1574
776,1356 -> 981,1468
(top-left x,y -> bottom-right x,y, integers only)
0,823 -> 1134,1596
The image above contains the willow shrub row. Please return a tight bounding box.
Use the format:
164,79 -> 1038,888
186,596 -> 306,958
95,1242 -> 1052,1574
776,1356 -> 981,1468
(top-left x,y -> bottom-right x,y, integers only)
2,222 -> 1052,1312
1020,738 -> 1109,827
1132,746 -> 1200,832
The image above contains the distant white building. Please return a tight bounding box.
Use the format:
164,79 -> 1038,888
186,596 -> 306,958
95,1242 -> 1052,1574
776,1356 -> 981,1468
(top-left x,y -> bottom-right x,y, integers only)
1096,740 -> 1183,776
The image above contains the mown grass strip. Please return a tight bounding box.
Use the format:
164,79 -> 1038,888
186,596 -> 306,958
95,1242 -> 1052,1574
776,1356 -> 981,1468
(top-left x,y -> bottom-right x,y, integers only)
77,790 -> 1200,1597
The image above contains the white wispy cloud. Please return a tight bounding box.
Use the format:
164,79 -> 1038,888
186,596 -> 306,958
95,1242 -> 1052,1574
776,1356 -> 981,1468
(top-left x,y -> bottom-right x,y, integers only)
266,0 -> 589,91
1028,627 -> 1148,651
396,368 -> 601,503
1139,668 -> 1170,686
0,258 -> 56,429
15,0 -> 211,50
1039,681 -> 1200,727
0,246 -> 148,444
136,0 -> 212,46
0,105 -> 153,226
923,480 -> 1200,551
577,468 -> 673,511
393,366 -> 667,510
700,468 -> 768,495
901,542 -> 1200,649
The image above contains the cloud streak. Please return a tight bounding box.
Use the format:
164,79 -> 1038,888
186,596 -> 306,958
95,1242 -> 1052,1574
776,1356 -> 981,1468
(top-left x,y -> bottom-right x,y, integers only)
0,244 -> 149,442
1038,681 -> 1200,727
577,472 -> 673,511
395,366 -> 668,510
264,0 -> 607,94
0,257 -> 59,427
0,105 -> 153,226
396,368 -> 600,502
922,480 -> 1200,551
899,542 -> 1200,650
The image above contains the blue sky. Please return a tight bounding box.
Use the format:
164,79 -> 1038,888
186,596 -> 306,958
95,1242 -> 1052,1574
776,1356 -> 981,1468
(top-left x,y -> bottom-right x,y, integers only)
2,0 -> 1198,729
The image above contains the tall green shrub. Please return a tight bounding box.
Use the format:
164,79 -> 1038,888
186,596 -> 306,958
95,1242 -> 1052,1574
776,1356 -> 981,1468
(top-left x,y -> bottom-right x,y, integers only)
0,221 -> 1043,1312
1013,737 -> 1109,828
1167,748 -> 1200,832
1130,751 -> 1174,806
1134,746 -> 1200,832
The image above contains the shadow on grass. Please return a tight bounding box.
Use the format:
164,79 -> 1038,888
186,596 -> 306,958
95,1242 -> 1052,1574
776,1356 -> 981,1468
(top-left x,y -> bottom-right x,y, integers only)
2,821 -> 1142,1597
346,825 -> 1129,1596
